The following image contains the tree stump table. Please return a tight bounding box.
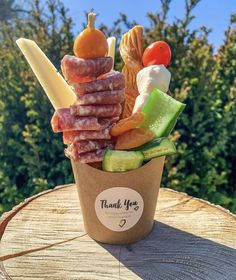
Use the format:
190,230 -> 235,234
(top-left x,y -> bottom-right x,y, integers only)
0,184 -> 236,280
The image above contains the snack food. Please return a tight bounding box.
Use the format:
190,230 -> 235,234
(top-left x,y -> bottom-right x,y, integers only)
133,64 -> 171,113
61,55 -> 113,83
142,41 -> 172,67
75,89 -> 124,105
70,103 -> 122,118
51,109 -> 118,132
63,128 -> 111,145
102,150 -> 144,172
17,18 -> 185,167
115,128 -> 154,150
135,137 -> 176,161
50,14 -> 124,163
137,64 -> 171,95
66,148 -> 107,164
16,39 -> 76,109
111,112 -> 145,136
140,88 -> 185,137
120,25 -> 144,118
73,12 -> 108,59
72,71 -> 125,94
51,109 -> 101,132
17,14 -> 186,244
65,140 -> 114,157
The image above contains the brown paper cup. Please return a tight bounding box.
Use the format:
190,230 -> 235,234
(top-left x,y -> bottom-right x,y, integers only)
71,156 -> 165,244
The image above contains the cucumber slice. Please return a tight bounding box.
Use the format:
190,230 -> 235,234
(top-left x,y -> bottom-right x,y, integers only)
102,150 -> 144,172
138,137 -> 176,161
140,88 -> 186,137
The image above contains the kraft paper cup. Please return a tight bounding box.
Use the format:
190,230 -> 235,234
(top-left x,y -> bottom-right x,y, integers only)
71,156 -> 165,245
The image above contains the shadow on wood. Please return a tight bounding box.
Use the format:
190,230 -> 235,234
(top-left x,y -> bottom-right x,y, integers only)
100,221 -> 236,280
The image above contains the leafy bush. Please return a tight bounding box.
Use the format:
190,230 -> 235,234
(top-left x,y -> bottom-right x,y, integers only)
0,0 -> 235,214
0,0 -> 74,212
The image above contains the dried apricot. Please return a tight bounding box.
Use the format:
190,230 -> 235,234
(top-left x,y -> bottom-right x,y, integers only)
115,128 -> 154,150
111,112 -> 145,137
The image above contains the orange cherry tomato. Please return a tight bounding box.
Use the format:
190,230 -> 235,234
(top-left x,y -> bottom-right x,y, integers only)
142,41 -> 171,67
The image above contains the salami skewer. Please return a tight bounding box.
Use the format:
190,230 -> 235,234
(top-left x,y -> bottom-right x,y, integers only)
70,104 -> 122,118
72,71 -> 125,94
76,89 -> 124,105
61,55 -> 113,83
63,128 -> 112,144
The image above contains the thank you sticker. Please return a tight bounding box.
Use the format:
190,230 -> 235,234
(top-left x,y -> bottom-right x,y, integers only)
95,187 -> 144,232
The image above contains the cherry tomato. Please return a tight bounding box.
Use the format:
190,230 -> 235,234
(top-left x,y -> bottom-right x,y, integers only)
142,41 -> 171,67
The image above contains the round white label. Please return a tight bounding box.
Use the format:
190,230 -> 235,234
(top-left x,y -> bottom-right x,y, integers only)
95,187 -> 144,232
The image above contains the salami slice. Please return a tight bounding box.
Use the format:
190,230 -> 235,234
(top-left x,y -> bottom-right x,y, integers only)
98,117 -> 119,129
51,108 -> 102,132
65,140 -> 114,161
75,89 -> 124,105
61,55 -> 113,84
51,109 -> 119,132
72,71 -> 125,94
65,148 -> 107,163
70,104 -> 122,118
63,128 -> 111,144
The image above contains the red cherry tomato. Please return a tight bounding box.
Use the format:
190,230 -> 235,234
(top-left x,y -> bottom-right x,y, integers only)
142,41 -> 171,67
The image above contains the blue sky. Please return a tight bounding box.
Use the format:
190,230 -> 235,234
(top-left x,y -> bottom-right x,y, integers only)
62,0 -> 235,51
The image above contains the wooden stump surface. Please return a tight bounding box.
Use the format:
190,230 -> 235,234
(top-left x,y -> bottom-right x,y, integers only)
0,184 -> 236,280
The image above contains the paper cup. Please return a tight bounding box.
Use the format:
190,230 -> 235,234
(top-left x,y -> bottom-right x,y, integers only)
71,156 -> 165,244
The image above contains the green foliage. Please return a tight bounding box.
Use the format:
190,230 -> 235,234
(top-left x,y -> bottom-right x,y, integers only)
0,0 -> 235,214
0,0 -> 74,213
145,0 -> 236,212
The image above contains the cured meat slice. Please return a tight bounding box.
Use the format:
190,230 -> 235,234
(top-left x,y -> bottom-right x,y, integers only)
99,117 -> 119,129
51,109 -> 118,132
72,71 -> 125,94
68,139 -> 114,154
51,108 -> 101,132
61,55 -> 113,83
76,89 -> 124,105
70,104 -> 122,118
63,128 -> 111,144
65,140 -> 114,160
65,148 -> 107,163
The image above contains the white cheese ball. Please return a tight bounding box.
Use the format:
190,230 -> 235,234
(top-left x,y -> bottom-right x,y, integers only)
132,64 -> 171,113
136,64 -> 171,95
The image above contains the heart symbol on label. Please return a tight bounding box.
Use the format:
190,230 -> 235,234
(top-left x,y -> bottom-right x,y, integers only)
134,206 -> 139,211
119,219 -> 126,228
